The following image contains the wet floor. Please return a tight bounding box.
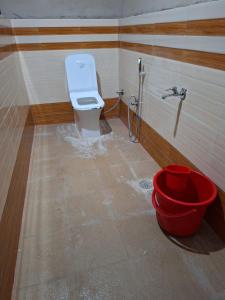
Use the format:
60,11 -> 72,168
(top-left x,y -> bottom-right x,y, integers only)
13,119 -> 225,300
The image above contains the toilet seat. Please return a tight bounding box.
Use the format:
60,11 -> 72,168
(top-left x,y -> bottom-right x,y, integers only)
70,91 -> 105,111
65,53 -> 105,137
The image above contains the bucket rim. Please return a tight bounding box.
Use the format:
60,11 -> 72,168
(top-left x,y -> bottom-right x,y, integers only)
164,164 -> 191,175
153,169 -> 217,207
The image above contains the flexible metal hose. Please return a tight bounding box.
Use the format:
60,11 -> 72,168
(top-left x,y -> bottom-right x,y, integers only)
103,99 -> 120,114
135,72 -> 145,141
128,97 -> 133,138
127,70 -> 145,143
128,96 -> 138,142
103,90 -> 124,115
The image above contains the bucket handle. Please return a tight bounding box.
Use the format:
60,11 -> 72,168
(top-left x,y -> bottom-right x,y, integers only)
152,190 -> 197,218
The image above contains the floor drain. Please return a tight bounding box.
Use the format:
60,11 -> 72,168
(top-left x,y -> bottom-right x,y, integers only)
139,179 -> 153,190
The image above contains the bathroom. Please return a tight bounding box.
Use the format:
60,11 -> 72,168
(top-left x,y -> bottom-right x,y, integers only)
0,0 -> 225,299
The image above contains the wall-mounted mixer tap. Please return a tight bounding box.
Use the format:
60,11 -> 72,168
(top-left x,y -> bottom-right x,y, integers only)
162,86 -> 187,101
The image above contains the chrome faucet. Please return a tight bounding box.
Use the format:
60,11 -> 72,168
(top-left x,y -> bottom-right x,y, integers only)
162,87 -> 187,101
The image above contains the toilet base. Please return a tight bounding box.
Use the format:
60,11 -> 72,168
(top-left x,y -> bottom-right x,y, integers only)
74,109 -> 102,138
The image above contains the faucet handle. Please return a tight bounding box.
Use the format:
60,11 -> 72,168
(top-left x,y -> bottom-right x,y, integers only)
162,86 -> 187,101
166,86 -> 178,93
180,88 -> 187,101
180,88 -> 187,93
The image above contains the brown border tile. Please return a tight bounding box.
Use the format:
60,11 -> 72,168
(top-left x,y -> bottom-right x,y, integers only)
0,27 -> 13,35
120,18 -> 225,36
13,26 -> 118,35
12,18 -> 225,36
14,40 -> 225,73
0,109 -> 34,300
31,99 -> 119,125
120,41 -> 225,71
16,41 -> 119,51
0,44 -> 16,60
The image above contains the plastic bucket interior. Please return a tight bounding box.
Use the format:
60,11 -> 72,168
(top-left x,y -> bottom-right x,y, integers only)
164,165 -> 191,193
152,190 -> 203,236
153,168 -> 217,214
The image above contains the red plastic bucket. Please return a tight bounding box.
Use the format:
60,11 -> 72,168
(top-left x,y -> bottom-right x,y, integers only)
153,167 -> 217,214
152,165 -> 217,236
152,190 -> 201,236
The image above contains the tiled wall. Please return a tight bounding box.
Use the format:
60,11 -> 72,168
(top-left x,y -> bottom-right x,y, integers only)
18,49 -> 119,104
11,19 -> 119,104
119,1 -> 225,191
3,0 -> 225,194
0,18 -> 30,219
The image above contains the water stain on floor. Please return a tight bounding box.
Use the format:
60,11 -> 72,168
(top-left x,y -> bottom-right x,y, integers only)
13,119 -> 225,300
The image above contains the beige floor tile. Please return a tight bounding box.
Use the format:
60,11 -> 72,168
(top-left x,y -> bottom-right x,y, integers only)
110,162 -> 137,183
101,184 -> 151,222
62,155 -> 97,176
68,220 -> 128,272
75,260 -> 139,300
28,158 -> 62,182
93,145 -> 125,167
64,169 -> 104,196
179,251 -> 225,298
108,118 -> 128,137
14,119 -> 225,300
33,124 -> 81,160
23,196 -> 67,239
96,164 -> 120,189
116,214 -> 176,258
130,158 -> 161,179
34,124 -> 61,136
25,177 -> 66,204
15,260 -> 136,300
63,192 -> 109,227
32,140 -> 77,162
15,279 -> 72,300
32,133 -> 62,149
31,142 -> 59,162
128,254 -> 210,300
16,236 -> 72,288
117,141 -> 151,163
175,224 -> 225,297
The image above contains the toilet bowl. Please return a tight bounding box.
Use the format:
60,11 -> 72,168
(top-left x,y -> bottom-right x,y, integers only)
65,54 -> 105,137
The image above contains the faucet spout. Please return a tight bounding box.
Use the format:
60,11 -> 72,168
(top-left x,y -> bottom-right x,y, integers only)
162,93 -> 176,100
162,86 -> 187,101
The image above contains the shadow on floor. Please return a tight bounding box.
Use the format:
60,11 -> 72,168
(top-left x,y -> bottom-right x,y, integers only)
100,119 -> 112,135
160,221 -> 225,255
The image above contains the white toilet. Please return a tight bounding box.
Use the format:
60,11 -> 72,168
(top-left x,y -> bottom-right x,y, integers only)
65,54 -> 105,137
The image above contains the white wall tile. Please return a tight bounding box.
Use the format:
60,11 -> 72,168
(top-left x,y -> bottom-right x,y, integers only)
19,49 -> 119,104
120,34 -> 225,55
119,49 -> 225,190
11,18 -> 119,27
